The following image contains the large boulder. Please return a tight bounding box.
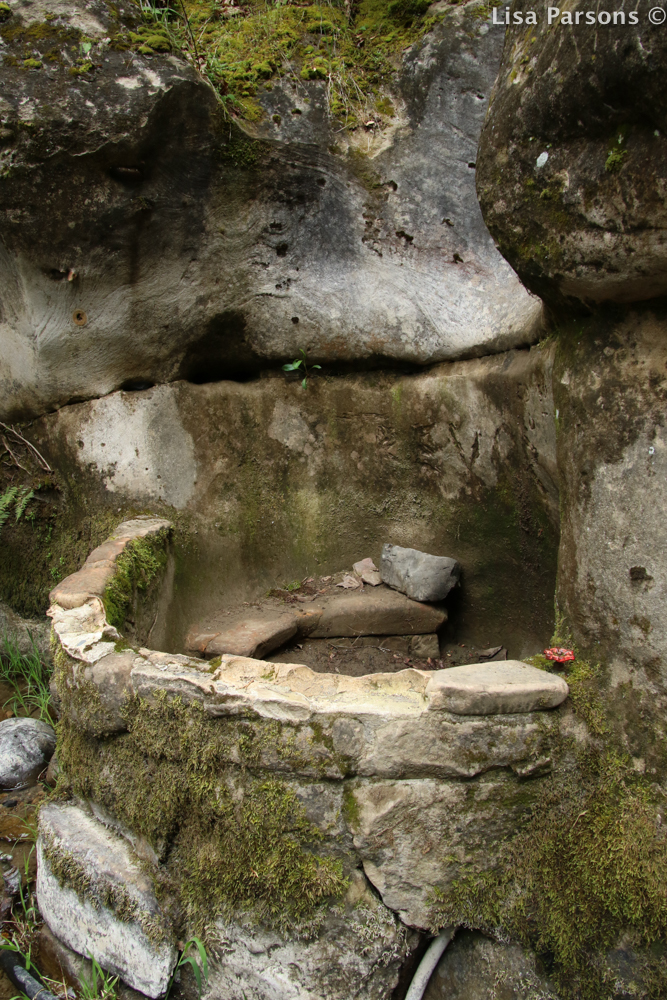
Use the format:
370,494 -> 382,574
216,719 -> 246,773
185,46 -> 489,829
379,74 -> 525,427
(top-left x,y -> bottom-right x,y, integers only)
476,1 -> 667,311
554,302 -> 667,772
0,0 -> 540,421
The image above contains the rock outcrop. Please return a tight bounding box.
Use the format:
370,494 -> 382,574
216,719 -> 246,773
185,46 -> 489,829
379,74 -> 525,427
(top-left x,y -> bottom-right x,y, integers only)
23,345 -> 559,657
554,303 -> 667,772
476,0 -> 667,311
0,717 -> 55,789
0,0 -> 540,421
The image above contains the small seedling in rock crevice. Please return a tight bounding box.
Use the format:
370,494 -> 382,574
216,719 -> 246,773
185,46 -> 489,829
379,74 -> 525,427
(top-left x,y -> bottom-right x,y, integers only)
282,350 -> 321,389
165,937 -> 209,1000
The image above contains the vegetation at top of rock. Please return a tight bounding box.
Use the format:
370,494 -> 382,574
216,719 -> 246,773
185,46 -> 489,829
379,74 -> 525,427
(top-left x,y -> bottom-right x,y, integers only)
102,532 -> 169,632
129,0 -> 479,127
0,486 -> 34,535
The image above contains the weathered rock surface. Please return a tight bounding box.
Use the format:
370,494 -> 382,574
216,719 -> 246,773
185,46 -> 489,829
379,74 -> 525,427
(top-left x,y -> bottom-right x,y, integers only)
380,544 -> 461,602
206,872 -> 416,1000
424,929 -> 559,1000
476,2 -> 667,310
554,305 -> 667,772
350,771 -> 546,928
50,517 -> 171,611
0,717 -> 55,789
0,0 -> 540,422
429,661 -> 568,715
37,802 -> 177,998
191,612 -> 298,659
33,346 -> 559,657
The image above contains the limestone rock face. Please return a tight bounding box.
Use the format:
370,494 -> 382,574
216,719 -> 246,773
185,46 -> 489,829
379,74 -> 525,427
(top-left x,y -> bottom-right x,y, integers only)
0,0 -> 540,421
424,929 -> 559,1000
37,803 -> 177,998
207,872 -> 416,1000
476,2 -> 667,311
0,717 -> 55,789
31,346 -> 559,656
554,304 -> 667,772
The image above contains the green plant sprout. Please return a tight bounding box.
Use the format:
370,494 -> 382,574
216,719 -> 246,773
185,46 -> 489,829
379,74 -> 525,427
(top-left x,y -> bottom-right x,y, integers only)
282,350 -> 321,388
0,635 -> 53,723
165,937 -> 209,1000
80,955 -> 119,1000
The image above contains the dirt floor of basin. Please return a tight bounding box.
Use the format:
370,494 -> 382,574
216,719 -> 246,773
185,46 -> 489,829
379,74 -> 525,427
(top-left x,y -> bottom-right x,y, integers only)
267,636 -> 507,675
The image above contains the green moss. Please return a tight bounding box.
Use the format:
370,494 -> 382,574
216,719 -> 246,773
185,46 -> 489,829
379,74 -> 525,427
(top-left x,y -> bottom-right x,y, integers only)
137,0 -> 450,128
51,639 -> 118,738
23,57 -> 42,68
102,531 -> 169,632
342,785 -> 360,831
429,753 -> 667,1000
56,694 -> 347,938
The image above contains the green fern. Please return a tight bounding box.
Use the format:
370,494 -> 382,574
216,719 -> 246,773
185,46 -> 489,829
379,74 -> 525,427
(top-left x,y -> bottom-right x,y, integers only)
0,486 -> 34,534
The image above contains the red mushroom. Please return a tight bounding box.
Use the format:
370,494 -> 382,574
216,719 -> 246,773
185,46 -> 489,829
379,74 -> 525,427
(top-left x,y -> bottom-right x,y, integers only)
543,647 -> 575,665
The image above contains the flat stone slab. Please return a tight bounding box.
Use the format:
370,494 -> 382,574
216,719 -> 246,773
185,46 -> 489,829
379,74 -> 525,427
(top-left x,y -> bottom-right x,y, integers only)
427,661 -> 569,715
188,612 -> 298,658
185,585 -> 446,659
37,803 -> 176,998
0,718 -> 55,790
307,586 -> 446,638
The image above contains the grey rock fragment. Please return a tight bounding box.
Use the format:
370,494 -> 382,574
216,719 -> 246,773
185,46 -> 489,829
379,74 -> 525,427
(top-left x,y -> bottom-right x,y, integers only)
380,545 -> 461,602
0,718 -> 56,790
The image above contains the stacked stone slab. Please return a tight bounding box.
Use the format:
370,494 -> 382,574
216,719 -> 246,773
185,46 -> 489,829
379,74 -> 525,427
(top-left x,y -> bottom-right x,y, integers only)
39,520 -> 569,1000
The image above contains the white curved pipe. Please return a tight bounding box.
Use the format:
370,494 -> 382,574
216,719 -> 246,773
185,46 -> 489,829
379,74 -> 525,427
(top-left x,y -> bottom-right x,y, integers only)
405,928 -> 454,1000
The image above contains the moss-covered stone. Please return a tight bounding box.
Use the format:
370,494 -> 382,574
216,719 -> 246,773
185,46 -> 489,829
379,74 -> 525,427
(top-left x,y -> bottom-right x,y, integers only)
56,693 -> 348,939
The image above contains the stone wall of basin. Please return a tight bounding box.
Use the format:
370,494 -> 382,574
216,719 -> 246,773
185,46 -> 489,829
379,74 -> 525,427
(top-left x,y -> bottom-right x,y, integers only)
41,517 -> 569,1000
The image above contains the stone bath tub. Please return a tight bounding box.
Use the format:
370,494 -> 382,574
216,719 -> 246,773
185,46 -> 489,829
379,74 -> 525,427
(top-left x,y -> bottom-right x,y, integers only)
41,517 -> 568,1000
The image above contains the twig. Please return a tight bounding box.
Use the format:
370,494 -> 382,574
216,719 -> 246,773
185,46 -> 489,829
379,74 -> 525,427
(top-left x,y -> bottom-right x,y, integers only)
1,436 -> 29,474
0,423 -> 51,472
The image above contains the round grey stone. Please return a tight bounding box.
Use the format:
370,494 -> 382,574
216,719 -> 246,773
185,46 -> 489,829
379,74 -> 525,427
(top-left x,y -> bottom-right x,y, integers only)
0,718 -> 56,790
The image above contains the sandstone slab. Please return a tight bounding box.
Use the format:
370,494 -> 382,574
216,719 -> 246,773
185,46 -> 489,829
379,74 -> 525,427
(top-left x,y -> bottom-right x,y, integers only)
308,585 -> 446,638
37,803 -> 177,998
380,545 -> 461,603
427,662 -> 568,715
188,612 -> 298,659
0,718 -> 55,790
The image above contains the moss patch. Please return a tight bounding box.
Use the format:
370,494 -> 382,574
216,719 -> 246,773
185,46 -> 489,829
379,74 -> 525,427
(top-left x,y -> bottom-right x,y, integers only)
127,0 -> 466,128
56,693 -> 347,938
103,531 -> 169,632
430,613 -> 667,999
